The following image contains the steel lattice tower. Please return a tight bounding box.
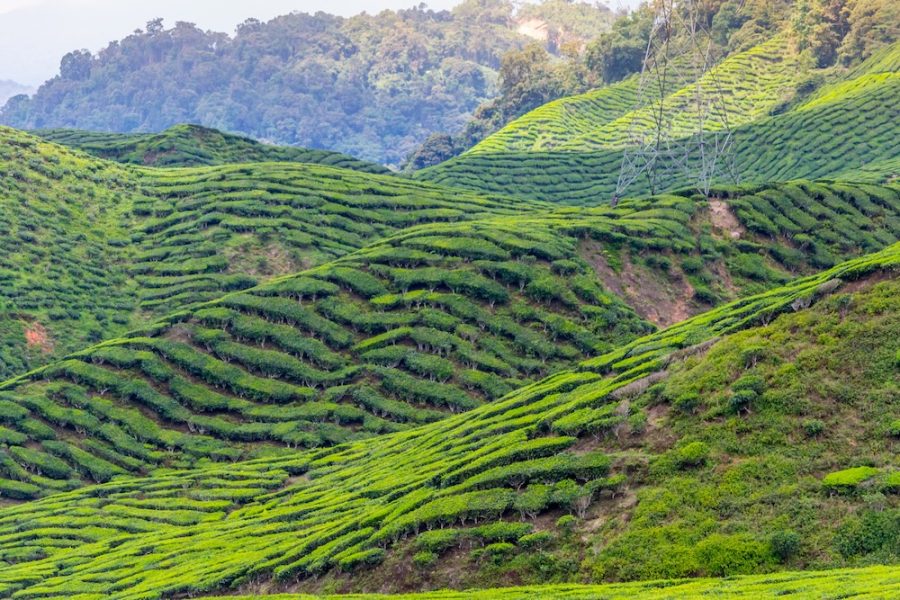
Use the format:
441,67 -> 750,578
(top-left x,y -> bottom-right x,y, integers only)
614,0 -> 738,202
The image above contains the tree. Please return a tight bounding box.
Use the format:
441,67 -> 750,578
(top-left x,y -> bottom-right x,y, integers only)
59,50 -> 93,81
585,6 -> 653,83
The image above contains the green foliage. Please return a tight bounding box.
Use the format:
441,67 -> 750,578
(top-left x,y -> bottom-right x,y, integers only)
822,466 -> 881,493
35,125 -> 388,172
676,442 -> 710,469
695,533 -> 773,577
419,42 -> 900,204
0,249 -> 894,596
4,4 -> 614,167
834,510 -> 900,559
770,530 -> 801,562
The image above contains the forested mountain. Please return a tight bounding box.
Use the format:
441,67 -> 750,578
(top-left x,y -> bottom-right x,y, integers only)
0,0 -> 614,168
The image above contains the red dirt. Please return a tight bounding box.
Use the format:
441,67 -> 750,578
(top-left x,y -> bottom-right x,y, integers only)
24,321 -> 53,354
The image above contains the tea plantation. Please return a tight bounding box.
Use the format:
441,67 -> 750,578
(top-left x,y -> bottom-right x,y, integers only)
34,124 -> 390,172
0,176 -> 897,497
0,127 -> 545,377
418,41 -> 900,204
0,245 -> 894,598
0,26 -> 898,597
469,36 -> 802,154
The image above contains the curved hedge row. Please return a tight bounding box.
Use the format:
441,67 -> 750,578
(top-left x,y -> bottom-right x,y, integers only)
0,244 -> 894,598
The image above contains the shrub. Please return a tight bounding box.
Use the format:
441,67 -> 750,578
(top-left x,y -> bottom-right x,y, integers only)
676,442 -> 710,469
693,287 -> 718,305
471,521 -> 533,543
822,466 -> 880,494
728,389 -> 757,414
479,542 -> 515,563
695,533 -> 772,576
733,374 -> 765,396
674,392 -> 701,414
413,551 -> 437,568
518,531 -> 553,550
556,514 -> 577,533
770,530 -> 801,562
881,472 -> 900,494
888,419 -> 900,438
0,478 -> 40,500
834,510 -> 900,559
803,419 -> 826,437
415,529 -> 461,553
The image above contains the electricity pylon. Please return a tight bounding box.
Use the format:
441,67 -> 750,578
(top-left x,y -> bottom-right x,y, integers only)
614,0 -> 738,202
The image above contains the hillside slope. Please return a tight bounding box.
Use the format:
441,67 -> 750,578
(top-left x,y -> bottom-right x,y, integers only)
6,122 -> 897,378
0,180 -> 897,497
0,127 -> 543,378
33,125 -> 390,172
418,42 -> 900,204
0,245 -> 894,598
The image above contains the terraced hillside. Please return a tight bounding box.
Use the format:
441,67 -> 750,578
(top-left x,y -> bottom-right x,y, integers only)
127,163 -> 544,315
0,128 -> 543,377
418,42 -> 900,204
0,127 -> 146,378
6,118 -> 898,380
470,36 -> 801,154
0,179 -> 898,498
0,245 -> 894,598
34,125 -> 390,173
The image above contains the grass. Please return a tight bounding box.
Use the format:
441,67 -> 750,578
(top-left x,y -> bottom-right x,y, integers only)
0,244 -> 894,598
194,564 -> 900,598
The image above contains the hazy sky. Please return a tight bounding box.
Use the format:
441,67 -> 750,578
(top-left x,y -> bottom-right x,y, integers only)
0,0 -> 464,87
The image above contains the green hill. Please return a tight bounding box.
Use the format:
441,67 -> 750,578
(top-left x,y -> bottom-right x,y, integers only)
0,128 -> 540,378
417,42 -> 900,205
0,176 -> 897,497
33,125 -> 390,173
0,127 -> 147,378
6,122 -> 897,381
0,245 -> 894,598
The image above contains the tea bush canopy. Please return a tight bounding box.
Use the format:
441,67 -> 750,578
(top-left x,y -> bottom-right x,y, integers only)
0,245 -> 895,597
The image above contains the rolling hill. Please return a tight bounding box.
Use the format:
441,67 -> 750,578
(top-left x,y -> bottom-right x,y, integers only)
0,2 -> 896,598
33,125 -> 390,172
0,171 -> 897,497
0,244 -> 894,598
417,41 -> 900,205
0,127 -> 542,378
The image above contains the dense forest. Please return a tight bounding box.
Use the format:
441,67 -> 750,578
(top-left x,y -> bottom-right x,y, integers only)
0,0 -> 614,167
